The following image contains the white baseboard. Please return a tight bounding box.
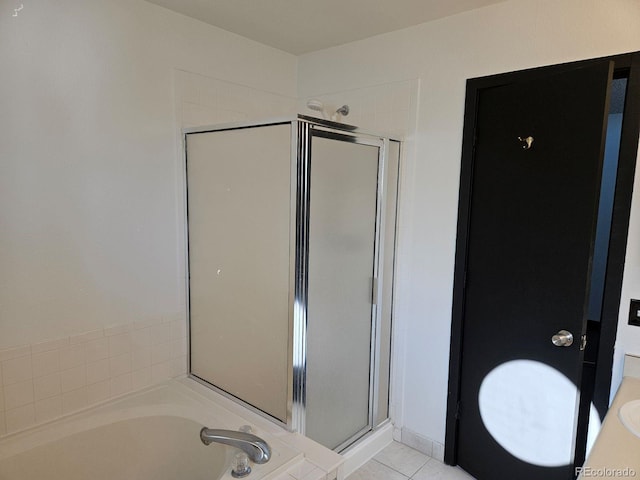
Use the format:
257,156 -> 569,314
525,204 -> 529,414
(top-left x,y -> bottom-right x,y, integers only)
401,427 -> 445,462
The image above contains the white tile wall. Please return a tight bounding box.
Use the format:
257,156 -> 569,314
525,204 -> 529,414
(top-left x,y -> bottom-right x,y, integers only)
35,395 -> 62,423
32,350 -> 59,378
0,346 -> 30,362
62,388 -> 87,414
175,69 -> 296,130
86,380 -> 111,405
86,338 -> 109,363
5,404 -> 35,433
2,356 -> 33,386
5,381 -> 34,410
110,373 -> 133,397
0,316 -> 187,436
34,374 -> 61,401
298,79 -> 419,140
86,359 -> 109,384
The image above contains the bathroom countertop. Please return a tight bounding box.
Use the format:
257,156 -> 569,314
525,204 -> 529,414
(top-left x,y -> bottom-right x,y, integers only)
579,376 -> 640,479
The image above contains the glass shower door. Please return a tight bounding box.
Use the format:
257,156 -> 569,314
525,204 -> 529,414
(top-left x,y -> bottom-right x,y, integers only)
186,124 -> 292,424
304,132 -> 381,450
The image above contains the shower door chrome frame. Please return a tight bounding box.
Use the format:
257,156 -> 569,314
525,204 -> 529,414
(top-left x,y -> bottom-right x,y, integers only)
291,118 -> 311,434
182,116 -> 400,449
183,119 -> 296,432
292,117 -> 397,452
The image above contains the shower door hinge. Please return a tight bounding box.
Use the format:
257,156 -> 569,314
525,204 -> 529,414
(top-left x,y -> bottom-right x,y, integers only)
371,277 -> 378,305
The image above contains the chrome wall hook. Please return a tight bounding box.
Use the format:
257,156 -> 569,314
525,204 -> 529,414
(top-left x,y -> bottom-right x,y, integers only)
518,136 -> 534,150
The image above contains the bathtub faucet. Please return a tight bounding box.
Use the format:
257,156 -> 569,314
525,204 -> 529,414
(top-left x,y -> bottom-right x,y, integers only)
199,428 -> 271,464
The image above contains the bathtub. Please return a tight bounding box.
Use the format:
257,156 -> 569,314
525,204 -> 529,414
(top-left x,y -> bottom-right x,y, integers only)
0,379 -> 316,480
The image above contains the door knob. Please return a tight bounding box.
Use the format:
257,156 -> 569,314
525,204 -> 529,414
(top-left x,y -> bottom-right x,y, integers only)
551,330 -> 574,347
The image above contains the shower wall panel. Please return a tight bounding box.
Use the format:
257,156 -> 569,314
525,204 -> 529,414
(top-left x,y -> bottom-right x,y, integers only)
186,124 -> 292,423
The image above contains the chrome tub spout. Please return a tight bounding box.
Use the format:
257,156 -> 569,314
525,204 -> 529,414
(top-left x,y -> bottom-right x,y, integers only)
199,428 -> 271,464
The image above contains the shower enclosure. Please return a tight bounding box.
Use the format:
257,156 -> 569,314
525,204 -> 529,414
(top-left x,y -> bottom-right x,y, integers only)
184,115 -> 400,452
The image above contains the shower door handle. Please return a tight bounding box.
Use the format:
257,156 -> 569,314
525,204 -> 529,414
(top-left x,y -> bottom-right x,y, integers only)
371,277 -> 378,305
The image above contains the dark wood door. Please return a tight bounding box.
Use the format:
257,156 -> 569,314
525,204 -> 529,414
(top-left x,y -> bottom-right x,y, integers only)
456,62 -> 613,480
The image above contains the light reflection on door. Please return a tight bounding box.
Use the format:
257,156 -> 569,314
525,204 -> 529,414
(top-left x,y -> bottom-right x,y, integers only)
478,360 -> 601,467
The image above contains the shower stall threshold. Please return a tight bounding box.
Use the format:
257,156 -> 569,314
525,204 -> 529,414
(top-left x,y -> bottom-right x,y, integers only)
341,423 -> 394,477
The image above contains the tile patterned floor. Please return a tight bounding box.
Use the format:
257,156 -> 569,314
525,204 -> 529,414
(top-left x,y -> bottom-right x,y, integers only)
347,442 -> 476,480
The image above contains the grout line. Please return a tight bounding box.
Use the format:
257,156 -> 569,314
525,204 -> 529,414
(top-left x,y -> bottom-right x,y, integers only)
369,459 -> 411,479
375,442 -> 432,478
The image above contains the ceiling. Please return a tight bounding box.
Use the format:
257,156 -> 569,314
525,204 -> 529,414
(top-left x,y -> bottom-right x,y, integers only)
145,0 -> 508,55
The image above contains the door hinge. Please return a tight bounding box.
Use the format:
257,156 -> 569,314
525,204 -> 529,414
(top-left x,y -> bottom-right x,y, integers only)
580,334 -> 587,351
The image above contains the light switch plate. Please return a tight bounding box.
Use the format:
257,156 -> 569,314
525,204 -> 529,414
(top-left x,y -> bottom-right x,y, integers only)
628,299 -> 640,327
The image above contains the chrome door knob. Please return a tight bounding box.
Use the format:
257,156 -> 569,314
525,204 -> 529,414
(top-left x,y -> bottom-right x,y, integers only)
552,330 -> 574,347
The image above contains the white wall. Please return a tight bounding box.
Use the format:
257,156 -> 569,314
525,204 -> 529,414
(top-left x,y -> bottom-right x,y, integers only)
612,158 -> 640,393
0,0 -> 297,435
3,0 -> 640,451
298,0 -> 640,451
0,0 -> 297,349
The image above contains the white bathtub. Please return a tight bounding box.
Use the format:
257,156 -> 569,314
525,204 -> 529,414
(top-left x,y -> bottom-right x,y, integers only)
0,379 -> 306,480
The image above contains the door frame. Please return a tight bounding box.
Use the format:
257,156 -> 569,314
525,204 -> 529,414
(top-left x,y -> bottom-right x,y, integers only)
445,51 -> 640,466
